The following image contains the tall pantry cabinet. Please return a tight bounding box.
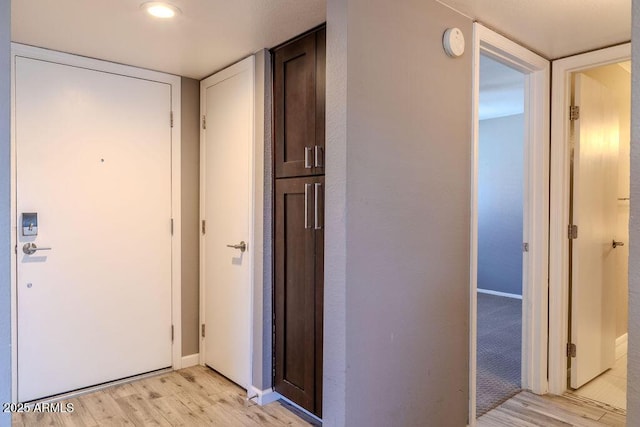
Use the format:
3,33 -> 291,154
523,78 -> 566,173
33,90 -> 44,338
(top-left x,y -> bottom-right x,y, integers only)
272,25 -> 325,417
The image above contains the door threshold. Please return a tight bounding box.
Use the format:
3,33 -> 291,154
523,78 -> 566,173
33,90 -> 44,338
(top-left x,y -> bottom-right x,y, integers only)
276,394 -> 323,425
562,391 -> 627,415
21,367 -> 173,405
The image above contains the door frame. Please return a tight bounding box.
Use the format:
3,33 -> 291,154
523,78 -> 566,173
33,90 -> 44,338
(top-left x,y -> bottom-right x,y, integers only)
198,55 -> 259,392
548,42 -> 631,395
470,23 -> 550,423
9,43 -> 183,402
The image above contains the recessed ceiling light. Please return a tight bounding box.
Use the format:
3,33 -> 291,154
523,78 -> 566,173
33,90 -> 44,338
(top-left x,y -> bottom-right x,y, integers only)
141,2 -> 181,19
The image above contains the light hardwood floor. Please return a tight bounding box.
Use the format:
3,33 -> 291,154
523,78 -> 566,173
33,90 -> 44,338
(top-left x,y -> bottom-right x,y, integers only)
478,391 -> 626,426
12,366 -> 318,426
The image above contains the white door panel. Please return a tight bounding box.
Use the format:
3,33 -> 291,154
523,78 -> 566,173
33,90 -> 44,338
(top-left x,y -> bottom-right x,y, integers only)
16,57 -> 172,401
570,73 -> 618,389
202,57 -> 254,388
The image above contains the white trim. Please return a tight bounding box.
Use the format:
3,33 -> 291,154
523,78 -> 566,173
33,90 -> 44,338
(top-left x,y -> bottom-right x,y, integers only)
615,334 -> 628,360
9,43 -> 182,401
469,27 -> 480,423
548,43 -> 631,395
477,288 -> 523,300
470,23 -> 550,425
181,354 -> 200,369
199,55 -> 256,390
249,386 -> 281,406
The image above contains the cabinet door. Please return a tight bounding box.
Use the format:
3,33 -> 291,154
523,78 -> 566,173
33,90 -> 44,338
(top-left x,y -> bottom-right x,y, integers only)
273,28 -> 325,178
274,176 -> 324,415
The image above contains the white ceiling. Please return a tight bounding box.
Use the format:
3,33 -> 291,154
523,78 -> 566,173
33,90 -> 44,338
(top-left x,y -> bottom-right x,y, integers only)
479,55 -> 524,120
11,0 -> 326,79
11,1 -> 630,80
438,0 -> 631,59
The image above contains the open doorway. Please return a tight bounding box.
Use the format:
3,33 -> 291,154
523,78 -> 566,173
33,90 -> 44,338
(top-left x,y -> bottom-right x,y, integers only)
475,53 -> 525,416
470,23 -> 550,425
565,61 -> 630,410
549,45 -> 631,413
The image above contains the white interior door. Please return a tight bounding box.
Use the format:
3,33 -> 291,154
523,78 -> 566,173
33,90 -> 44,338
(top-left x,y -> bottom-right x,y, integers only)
570,73 -> 619,389
201,56 -> 254,388
16,57 -> 173,402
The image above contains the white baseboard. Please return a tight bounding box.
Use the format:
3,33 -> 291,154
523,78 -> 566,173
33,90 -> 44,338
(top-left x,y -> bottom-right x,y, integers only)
477,288 -> 522,299
249,386 -> 281,406
181,353 -> 200,368
615,333 -> 628,360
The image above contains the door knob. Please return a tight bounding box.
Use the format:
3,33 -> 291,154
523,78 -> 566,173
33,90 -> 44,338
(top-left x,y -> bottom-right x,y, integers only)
22,242 -> 52,255
226,241 -> 247,253
612,240 -> 625,249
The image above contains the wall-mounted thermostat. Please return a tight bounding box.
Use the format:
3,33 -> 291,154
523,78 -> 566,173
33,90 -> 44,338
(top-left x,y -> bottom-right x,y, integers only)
443,27 -> 465,58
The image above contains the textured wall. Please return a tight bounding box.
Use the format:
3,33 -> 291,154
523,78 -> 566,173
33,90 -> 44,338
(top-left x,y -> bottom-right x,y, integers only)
0,1 -> 11,425
252,49 -> 272,390
324,0 -> 473,424
180,77 -> 200,357
627,0 -> 640,420
478,114 -> 524,296
324,0 -> 348,424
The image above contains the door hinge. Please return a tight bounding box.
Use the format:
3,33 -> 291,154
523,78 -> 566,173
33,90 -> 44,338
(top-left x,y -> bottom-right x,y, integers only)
202,220 -> 206,235
201,324 -> 206,338
567,343 -> 577,358
569,105 -> 580,121
170,111 -> 174,128
202,115 -> 206,130
522,242 -> 529,252
14,245 -> 17,255
568,224 -> 578,239
171,325 -> 174,342
171,218 -> 174,235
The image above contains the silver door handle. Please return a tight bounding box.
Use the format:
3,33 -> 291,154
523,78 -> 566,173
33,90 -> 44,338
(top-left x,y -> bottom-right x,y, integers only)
304,147 -> 313,169
304,183 -> 312,229
613,240 -> 625,248
22,243 -> 52,255
314,146 -> 324,168
314,182 -> 323,230
226,241 -> 247,252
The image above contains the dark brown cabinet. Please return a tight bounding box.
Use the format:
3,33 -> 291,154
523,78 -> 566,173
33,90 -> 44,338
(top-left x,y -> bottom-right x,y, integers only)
272,24 -> 325,418
273,26 -> 325,179
274,177 -> 323,416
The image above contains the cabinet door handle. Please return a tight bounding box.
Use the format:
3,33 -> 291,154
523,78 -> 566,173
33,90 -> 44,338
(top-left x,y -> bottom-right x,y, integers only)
304,146 -> 313,169
304,183 -> 312,229
314,146 -> 324,168
314,183 -> 323,230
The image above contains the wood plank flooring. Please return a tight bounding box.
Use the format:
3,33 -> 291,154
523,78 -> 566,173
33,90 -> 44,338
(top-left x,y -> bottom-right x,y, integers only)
12,366 -> 318,427
478,391 -> 626,426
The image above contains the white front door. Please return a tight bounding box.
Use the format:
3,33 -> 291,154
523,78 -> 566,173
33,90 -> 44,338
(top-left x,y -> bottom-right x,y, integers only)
201,57 -> 254,388
16,57 -> 173,402
570,73 -> 619,389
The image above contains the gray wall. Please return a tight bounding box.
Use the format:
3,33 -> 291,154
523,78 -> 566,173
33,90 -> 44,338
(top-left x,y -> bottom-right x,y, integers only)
180,77 -> 200,357
325,0 -> 472,424
324,0 -> 348,423
255,49 -> 273,390
628,0 -> 640,420
478,114 -> 524,296
0,1 -> 10,426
